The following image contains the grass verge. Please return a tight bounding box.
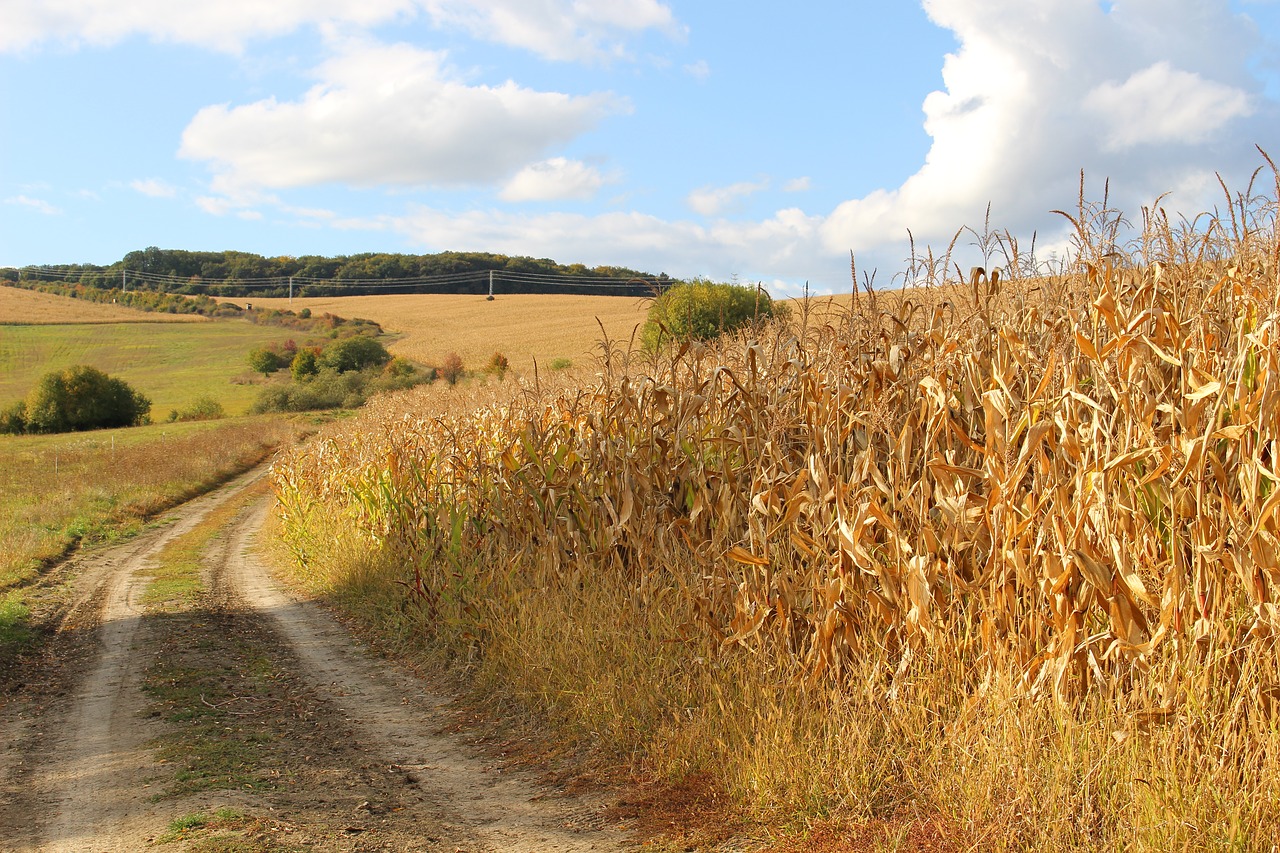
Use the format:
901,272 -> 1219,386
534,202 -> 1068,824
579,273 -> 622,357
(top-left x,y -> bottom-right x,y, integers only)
0,415 -> 312,592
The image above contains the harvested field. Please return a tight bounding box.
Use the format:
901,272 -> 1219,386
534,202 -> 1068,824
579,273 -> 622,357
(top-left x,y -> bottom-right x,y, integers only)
0,286 -> 206,325
228,292 -> 651,374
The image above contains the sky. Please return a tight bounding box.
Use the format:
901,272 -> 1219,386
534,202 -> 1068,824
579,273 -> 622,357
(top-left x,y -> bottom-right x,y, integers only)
2,0 -> 1279,294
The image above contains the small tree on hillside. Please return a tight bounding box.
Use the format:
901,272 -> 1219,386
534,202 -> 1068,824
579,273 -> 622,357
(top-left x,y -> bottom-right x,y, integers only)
440,352 -> 464,385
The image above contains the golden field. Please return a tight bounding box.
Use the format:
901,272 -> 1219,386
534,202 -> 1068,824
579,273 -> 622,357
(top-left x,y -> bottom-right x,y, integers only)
226,292 -> 650,374
0,286 -> 207,324
273,178 -> 1280,850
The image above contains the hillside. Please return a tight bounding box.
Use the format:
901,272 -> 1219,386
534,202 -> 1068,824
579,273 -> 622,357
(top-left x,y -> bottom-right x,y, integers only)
0,286 -> 207,325
228,292 -> 652,373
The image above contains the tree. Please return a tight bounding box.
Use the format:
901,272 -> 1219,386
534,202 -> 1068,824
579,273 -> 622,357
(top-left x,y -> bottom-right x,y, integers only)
320,336 -> 391,373
21,365 -> 150,433
640,279 -> 787,350
291,349 -> 319,381
440,351 -> 465,385
248,346 -> 285,376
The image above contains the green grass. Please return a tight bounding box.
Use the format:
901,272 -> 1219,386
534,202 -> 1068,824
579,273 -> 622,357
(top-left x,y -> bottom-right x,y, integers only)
0,321 -> 301,416
0,590 -> 36,663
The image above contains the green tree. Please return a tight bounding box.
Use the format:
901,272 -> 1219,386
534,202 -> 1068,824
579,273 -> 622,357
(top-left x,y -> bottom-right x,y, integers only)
291,349 -> 320,381
320,336 -> 391,373
247,346 -> 285,376
641,279 -> 787,350
22,366 -> 150,433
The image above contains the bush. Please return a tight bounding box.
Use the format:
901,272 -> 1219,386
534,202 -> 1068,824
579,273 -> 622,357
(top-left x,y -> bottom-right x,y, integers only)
320,336 -> 391,373
641,279 -> 787,349
248,346 -> 286,376
440,352 -> 465,386
486,352 -> 510,377
16,365 -> 151,433
291,349 -> 320,381
167,396 -> 225,423
0,401 -> 27,435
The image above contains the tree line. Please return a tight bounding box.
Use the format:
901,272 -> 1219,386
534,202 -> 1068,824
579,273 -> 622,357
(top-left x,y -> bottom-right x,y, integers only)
3,249 -> 671,298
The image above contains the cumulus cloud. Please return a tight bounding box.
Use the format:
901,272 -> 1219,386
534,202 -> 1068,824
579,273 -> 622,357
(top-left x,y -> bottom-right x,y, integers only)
1083,61 -> 1254,150
783,177 -> 811,192
500,158 -> 609,201
820,0 -> 1271,266
180,39 -> 626,194
686,179 -> 770,216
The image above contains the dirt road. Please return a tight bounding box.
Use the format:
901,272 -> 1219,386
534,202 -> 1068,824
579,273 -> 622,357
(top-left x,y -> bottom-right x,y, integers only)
0,466 -> 629,852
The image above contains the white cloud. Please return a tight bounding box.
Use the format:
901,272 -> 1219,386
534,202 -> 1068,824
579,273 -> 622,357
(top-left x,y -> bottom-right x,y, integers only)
0,0 -> 415,53
130,178 -> 178,198
1,0 -> 679,60
820,0 -> 1272,267
180,39 -> 626,194
500,157 -> 609,201
388,203 -> 827,284
1084,61 -> 1254,150
684,59 -> 710,81
5,195 -> 62,215
419,0 -> 679,62
686,179 -> 770,216
783,177 -> 811,192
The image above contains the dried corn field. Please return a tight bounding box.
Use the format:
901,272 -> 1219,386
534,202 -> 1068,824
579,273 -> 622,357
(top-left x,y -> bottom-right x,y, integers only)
273,177 -> 1280,850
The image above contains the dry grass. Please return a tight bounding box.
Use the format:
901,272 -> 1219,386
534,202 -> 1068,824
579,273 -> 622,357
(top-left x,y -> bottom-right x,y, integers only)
229,292 -> 650,374
0,416 -> 309,590
0,285 -> 207,324
271,173 -> 1280,850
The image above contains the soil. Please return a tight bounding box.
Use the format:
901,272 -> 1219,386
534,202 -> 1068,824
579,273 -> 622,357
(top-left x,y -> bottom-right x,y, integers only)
0,465 -> 634,852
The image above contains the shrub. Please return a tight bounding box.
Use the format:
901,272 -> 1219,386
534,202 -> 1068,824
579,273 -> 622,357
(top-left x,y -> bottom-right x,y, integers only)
383,357 -> 417,379
291,349 -> 320,381
320,336 -> 391,373
19,365 -> 151,433
168,396 -> 225,423
486,352 -> 510,377
0,401 -> 27,435
440,352 -> 465,385
640,279 -> 787,349
247,346 -> 286,376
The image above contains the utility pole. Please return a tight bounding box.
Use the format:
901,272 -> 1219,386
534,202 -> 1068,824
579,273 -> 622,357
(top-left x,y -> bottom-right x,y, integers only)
122,269 -> 128,292
487,269 -> 495,301
289,276 -> 293,307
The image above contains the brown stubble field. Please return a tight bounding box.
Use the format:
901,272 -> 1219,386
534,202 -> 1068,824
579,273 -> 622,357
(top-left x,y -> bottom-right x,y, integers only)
230,292 -> 652,373
0,286 -> 207,324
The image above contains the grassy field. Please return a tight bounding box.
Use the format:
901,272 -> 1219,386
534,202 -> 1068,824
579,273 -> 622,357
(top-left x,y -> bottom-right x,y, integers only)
0,322 -> 303,417
0,285 -> 207,325
231,292 -> 651,374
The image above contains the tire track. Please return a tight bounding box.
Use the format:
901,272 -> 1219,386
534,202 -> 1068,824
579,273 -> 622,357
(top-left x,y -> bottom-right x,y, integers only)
213,497 -> 628,852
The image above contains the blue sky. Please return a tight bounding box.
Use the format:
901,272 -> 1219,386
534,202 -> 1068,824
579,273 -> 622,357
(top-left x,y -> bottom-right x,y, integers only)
2,0 -> 1279,293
